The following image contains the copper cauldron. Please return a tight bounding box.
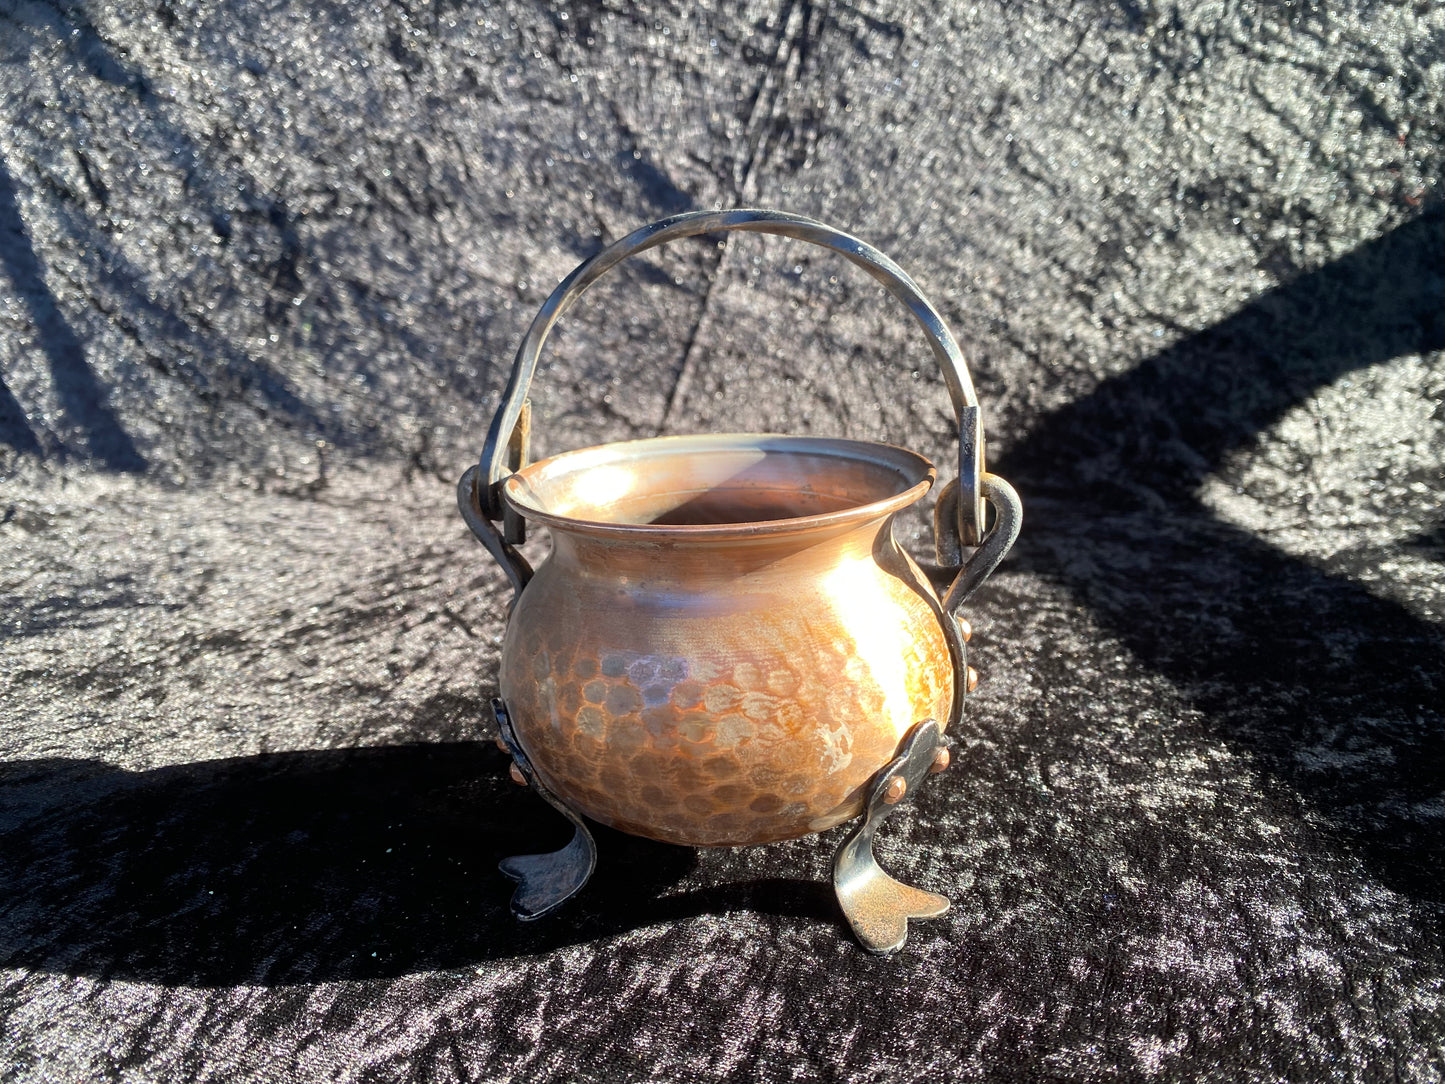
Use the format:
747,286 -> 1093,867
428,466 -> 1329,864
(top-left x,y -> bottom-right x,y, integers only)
459,210 -> 1021,953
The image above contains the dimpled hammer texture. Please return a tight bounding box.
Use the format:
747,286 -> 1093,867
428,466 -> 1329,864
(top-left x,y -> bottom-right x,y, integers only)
499,528 -> 955,847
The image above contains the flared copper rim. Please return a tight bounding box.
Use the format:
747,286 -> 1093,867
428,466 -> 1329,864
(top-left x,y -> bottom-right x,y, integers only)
502,433 -> 936,540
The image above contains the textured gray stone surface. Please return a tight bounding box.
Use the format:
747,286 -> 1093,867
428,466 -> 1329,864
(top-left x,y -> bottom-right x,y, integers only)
2,1 -> 1443,1081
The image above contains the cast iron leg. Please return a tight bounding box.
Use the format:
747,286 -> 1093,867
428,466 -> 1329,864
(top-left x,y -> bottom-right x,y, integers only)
492,698 -> 597,920
833,719 -> 950,954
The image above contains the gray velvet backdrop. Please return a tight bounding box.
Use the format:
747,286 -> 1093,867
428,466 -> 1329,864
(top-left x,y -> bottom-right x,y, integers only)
2,1 -> 1443,1081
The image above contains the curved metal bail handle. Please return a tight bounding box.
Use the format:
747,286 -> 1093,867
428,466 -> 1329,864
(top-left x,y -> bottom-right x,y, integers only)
479,208 -> 988,546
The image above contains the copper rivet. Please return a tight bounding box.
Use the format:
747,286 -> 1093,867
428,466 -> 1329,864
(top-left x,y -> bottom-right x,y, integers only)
883,776 -> 907,805
966,666 -> 979,692
930,747 -> 951,774
508,762 -> 527,786
959,619 -> 972,642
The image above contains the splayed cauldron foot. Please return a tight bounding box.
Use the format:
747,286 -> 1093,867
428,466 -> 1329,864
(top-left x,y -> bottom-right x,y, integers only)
833,719 -> 950,954
492,697 -> 598,920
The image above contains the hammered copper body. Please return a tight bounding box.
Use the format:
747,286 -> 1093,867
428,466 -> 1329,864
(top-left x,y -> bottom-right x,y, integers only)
498,434 -> 954,846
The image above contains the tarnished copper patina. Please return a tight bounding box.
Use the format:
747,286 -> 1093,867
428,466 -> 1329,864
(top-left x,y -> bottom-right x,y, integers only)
459,209 -> 1022,953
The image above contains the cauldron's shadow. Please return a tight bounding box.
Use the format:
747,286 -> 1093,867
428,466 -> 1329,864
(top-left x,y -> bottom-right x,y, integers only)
0,744 -> 837,987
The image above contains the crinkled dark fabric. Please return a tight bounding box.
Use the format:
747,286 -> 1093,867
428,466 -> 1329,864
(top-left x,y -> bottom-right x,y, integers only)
2,1 -> 1443,1080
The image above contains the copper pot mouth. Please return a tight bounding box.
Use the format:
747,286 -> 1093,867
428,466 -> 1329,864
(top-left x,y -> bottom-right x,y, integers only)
502,433 -> 935,541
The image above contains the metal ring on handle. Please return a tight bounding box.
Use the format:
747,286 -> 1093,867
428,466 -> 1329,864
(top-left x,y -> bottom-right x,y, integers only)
478,208 -> 988,547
